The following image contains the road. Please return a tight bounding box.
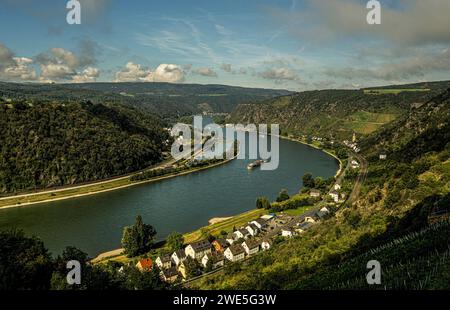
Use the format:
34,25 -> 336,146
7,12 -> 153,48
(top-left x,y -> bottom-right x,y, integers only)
0,137 -> 207,201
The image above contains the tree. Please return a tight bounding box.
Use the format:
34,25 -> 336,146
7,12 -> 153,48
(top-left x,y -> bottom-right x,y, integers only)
302,173 -> 315,188
0,229 -> 54,290
204,259 -> 214,273
121,215 -> 156,257
51,246 -> 121,290
314,177 -> 325,190
336,148 -> 348,159
120,266 -> 166,290
256,197 -> 271,209
184,257 -> 202,279
276,189 -> 290,202
166,232 -> 184,252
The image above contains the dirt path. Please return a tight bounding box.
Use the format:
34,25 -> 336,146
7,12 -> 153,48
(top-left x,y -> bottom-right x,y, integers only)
348,152 -> 368,204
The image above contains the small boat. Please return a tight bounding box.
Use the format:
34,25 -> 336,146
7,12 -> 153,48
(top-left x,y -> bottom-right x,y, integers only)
247,160 -> 264,170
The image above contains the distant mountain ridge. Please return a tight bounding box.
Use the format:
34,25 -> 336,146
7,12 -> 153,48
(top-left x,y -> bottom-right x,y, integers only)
0,82 -> 293,121
228,81 -> 450,140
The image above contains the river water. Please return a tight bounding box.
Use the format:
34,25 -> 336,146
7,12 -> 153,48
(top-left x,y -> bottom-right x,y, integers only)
0,133 -> 339,257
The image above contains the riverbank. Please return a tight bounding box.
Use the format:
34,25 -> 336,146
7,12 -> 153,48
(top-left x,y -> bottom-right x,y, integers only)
208,217 -> 233,225
0,154 -> 238,210
276,134 -> 344,178
92,136 -> 342,263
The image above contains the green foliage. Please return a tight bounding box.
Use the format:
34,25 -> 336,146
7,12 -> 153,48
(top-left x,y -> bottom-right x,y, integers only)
166,232 -> 184,252
0,81 -> 291,123
121,215 -> 157,257
256,197 -> 271,209
0,100 -> 169,193
302,173 -> 315,188
118,265 -> 167,290
194,88 -> 450,290
0,229 -> 167,290
0,229 -> 54,290
184,256 -> 203,279
270,193 -> 314,213
276,189 -> 290,202
228,81 -> 450,140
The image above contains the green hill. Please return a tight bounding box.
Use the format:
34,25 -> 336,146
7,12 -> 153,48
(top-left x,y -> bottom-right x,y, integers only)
228,81 -> 450,140
0,99 -> 169,194
0,82 -> 292,122
193,86 -> 450,290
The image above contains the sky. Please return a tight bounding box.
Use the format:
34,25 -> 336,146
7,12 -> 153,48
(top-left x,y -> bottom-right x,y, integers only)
0,0 -> 449,91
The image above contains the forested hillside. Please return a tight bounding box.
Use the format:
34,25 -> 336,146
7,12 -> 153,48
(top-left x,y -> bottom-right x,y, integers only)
0,82 -> 291,122
228,81 -> 450,140
194,87 -> 450,289
0,99 -> 169,194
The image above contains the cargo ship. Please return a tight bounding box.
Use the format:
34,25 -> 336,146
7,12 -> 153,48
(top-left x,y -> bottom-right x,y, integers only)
247,159 -> 264,170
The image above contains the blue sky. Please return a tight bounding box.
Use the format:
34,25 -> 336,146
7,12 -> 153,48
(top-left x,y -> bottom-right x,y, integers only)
1,0 -> 449,90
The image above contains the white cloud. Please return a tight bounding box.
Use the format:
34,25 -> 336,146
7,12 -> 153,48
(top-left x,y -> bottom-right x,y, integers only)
37,47 -> 84,81
221,63 -> 232,73
0,43 -> 16,70
39,63 -> 76,80
0,44 -> 37,81
152,64 -> 185,83
269,0 -> 450,47
114,62 -> 185,83
114,62 -> 151,82
72,66 -> 100,83
258,67 -> 298,81
192,67 -> 218,77
2,57 -> 37,81
215,24 -> 233,36
324,48 -> 450,81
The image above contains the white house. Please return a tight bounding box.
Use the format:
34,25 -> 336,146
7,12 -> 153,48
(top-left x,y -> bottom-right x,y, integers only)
171,249 -> 187,266
226,233 -> 235,245
185,239 -> 211,261
281,228 -> 296,238
242,239 -> 260,255
201,252 -> 225,269
156,255 -> 172,269
379,154 -> 387,160
304,215 -> 318,223
232,230 -> 245,240
351,160 -> 360,169
245,224 -> 259,237
261,239 -> 273,251
260,214 -> 275,221
250,218 -> 268,230
316,207 -> 330,219
334,184 -> 341,191
224,244 -> 246,262
310,189 -> 321,198
329,191 -> 339,203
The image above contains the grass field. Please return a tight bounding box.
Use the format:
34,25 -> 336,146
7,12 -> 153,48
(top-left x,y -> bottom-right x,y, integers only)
183,208 -> 268,244
282,206 -> 313,216
343,111 -> 398,134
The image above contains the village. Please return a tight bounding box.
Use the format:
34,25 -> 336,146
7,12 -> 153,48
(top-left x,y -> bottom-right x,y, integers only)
133,198 -> 336,284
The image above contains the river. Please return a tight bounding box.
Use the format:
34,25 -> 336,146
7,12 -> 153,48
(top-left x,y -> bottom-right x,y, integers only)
0,134 -> 339,257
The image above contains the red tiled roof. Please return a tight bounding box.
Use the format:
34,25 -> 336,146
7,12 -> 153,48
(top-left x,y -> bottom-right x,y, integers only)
138,258 -> 153,270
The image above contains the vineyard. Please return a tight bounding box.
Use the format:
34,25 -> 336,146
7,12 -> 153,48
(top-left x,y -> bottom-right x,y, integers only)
294,219 -> 450,289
